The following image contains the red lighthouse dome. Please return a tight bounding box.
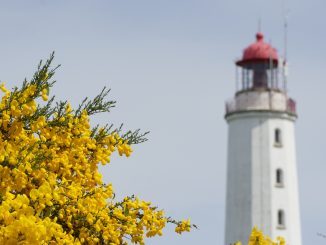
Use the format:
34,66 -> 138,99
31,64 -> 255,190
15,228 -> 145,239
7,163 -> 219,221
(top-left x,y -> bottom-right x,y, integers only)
236,32 -> 278,66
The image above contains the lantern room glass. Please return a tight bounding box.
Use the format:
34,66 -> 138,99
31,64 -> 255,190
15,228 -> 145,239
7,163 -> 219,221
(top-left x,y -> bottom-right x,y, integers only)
236,62 -> 281,92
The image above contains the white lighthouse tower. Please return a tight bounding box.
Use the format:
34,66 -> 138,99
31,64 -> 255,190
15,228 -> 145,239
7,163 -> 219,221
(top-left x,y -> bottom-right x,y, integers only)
224,32 -> 302,245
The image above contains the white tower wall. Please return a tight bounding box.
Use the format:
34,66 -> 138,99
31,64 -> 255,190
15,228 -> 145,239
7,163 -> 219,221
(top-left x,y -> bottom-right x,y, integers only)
224,91 -> 301,245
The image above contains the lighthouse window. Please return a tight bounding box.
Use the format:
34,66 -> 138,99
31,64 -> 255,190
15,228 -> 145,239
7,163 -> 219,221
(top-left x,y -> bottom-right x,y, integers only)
277,210 -> 285,228
276,169 -> 284,187
274,128 -> 282,146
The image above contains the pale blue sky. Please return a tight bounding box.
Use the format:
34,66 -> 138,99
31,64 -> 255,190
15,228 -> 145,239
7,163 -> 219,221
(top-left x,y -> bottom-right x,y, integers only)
0,0 -> 325,244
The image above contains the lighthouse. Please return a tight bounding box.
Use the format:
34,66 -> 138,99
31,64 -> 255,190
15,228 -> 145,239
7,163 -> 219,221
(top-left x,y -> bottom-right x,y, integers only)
224,33 -> 302,245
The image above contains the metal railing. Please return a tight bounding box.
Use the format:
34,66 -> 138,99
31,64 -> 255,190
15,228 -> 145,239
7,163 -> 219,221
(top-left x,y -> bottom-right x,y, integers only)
225,97 -> 297,116
286,98 -> 297,115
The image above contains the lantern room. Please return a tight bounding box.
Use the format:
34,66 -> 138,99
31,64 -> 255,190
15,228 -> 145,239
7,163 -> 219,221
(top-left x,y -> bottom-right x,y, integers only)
235,32 -> 284,92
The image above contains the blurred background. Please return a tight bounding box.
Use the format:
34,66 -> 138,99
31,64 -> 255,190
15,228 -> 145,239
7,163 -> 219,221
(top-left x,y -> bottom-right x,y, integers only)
0,0 -> 325,244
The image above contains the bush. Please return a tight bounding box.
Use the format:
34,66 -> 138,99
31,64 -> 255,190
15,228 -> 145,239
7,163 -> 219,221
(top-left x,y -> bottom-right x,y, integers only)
0,54 -> 192,244
233,227 -> 286,245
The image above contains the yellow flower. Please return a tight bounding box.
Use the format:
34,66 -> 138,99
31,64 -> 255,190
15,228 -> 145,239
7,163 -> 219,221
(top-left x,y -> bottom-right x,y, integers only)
0,56 -> 192,244
30,189 -> 39,201
41,88 -> 48,101
0,82 -> 8,93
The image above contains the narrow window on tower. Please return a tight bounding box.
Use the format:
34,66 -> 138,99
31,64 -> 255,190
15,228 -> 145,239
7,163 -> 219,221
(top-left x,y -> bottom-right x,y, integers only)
274,128 -> 282,147
277,210 -> 285,229
276,169 -> 284,187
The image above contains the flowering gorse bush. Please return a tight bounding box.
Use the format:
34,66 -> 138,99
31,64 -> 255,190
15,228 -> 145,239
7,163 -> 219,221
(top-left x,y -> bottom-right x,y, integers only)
0,54 -> 192,244
233,227 -> 286,245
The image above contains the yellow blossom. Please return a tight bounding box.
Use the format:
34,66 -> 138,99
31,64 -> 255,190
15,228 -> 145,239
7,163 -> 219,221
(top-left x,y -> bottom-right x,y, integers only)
0,54 -> 192,244
233,227 -> 287,245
